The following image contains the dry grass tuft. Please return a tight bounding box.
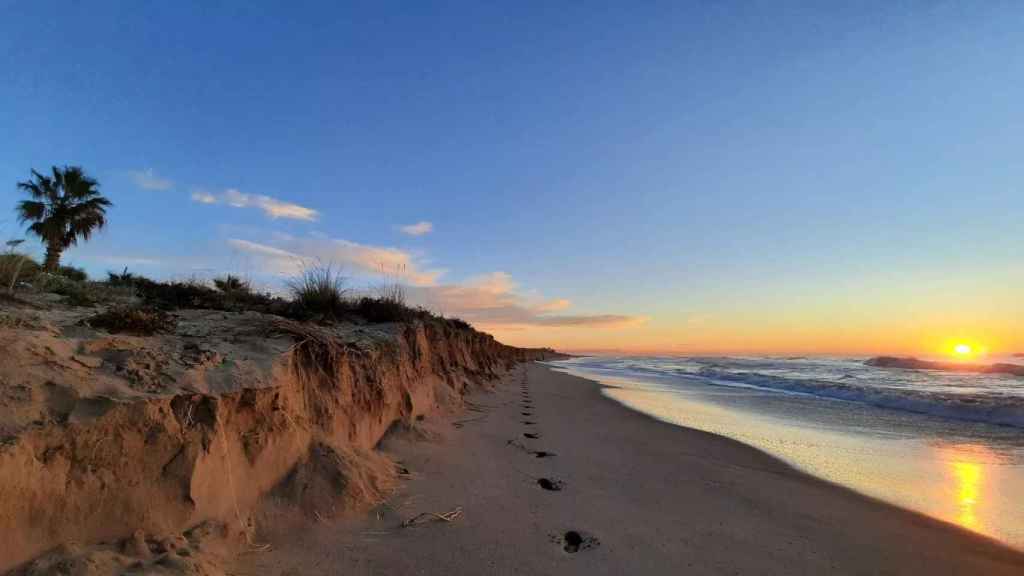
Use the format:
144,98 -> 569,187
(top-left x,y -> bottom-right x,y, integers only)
287,264 -> 350,321
265,318 -> 348,380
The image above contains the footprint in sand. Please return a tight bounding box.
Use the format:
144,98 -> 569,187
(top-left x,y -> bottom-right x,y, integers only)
550,531 -> 600,554
537,478 -> 564,491
563,531 -> 599,553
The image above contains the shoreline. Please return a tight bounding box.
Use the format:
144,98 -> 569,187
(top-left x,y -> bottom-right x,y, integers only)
559,364 -> 1024,551
234,362 -> 1024,575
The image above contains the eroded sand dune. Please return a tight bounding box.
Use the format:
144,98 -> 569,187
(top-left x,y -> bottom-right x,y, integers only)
0,298 -> 554,573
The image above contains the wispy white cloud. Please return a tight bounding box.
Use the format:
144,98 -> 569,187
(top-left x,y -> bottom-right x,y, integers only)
227,235 -> 442,286
97,256 -> 163,266
129,169 -> 174,191
228,239 -> 302,264
407,272 -> 647,329
190,190 -> 218,204
192,188 -> 319,221
399,221 -> 434,236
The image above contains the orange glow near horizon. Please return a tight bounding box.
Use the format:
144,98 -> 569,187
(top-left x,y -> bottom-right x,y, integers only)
484,320 -> 1018,358
480,265 -> 1024,356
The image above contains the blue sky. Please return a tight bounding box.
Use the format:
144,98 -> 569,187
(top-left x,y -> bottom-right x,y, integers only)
2,2 -> 1023,353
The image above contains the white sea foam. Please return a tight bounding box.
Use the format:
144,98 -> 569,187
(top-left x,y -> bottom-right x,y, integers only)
551,355 -> 1024,428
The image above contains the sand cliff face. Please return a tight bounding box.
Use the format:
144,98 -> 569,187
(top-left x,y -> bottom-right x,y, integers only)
0,302 -> 555,572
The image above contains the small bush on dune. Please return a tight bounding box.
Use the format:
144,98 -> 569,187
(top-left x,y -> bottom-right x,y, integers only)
0,253 -> 41,291
106,267 -> 142,287
56,265 -> 88,282
33,273 -> 101,306
133,278 -> 227,309
213,274 -> 252,294
85,305 -> 177,335
447,317 -> 472,330
351,281 -> 412,323
350,296 -> 413,323
102,269 -> 295,315
287,265 -> 351,321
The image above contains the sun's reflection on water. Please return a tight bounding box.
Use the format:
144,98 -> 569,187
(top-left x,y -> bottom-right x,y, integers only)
952,460 -> 981,530
937,444 -> 998,533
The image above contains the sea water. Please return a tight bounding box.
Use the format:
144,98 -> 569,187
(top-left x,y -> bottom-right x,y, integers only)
547,355 -> 1024,549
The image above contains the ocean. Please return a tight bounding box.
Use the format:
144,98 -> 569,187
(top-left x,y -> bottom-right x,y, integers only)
547,355 -> 1024,549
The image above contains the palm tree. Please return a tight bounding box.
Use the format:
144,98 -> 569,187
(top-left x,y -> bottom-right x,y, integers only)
16,166 -> 112,271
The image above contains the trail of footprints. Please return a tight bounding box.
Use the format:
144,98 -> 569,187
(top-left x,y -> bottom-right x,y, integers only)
515,370 -> 601,555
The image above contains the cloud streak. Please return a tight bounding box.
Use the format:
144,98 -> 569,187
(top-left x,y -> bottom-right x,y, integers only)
407,272 -> 647,329
228,236 -> 442,286
129,169 -> 173,191
192,188 -> 319,221
399,221 -> 434,236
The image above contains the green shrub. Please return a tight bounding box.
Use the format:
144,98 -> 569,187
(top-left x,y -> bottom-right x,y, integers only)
84,305 -> 176,335
109,271 -> 294,316
57,265 -> 88,282
34,273 -> 101,306
106,267 -> 142,287
139,279 -> 223,309
447,317 -> 471,330
0,253 -> 41,290
350,296 -> 414,323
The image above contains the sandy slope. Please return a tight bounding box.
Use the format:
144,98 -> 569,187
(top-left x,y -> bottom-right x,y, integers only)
0,296 -> 553,573
233,363 -> 1024,575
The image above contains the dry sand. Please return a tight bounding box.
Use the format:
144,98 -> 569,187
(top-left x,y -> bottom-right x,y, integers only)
0,296 -> 552,574
233,362 -> 1024,575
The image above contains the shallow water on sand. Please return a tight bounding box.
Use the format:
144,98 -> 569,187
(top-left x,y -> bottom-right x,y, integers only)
548,357 -> 1024,550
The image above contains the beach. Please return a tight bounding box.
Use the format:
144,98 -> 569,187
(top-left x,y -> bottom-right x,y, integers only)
232,363 -> 1024,575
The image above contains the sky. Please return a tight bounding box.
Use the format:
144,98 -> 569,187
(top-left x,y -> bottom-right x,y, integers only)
2,2 -> 1022,356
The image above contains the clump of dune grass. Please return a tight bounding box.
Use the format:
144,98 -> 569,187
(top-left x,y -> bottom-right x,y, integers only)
287,264 -> 351,321
213,274 -> 252,294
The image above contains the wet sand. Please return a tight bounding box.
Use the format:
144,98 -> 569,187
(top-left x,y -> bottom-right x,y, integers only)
232,363 -> 1024,575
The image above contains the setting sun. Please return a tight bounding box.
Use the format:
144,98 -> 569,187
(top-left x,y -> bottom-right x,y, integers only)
946,341 -> 989,361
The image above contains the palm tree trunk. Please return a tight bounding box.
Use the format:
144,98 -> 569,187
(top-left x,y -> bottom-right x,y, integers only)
43,241 -> 62,272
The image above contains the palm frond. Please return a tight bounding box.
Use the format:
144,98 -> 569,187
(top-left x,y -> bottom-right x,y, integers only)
61,166 -> 102,200
16,170 -> 56,200
16,200 -> 47,224
65,212 -> 107,246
